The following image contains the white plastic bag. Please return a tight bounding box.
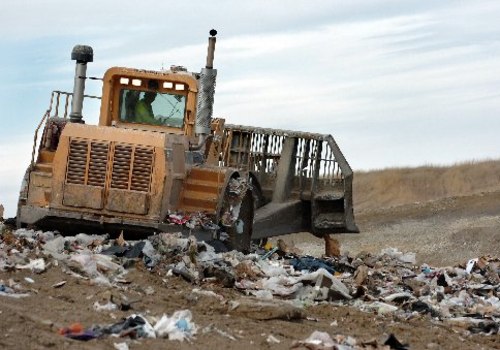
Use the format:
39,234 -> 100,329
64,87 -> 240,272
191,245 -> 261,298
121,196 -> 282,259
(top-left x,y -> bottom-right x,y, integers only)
154,309 -> 197,341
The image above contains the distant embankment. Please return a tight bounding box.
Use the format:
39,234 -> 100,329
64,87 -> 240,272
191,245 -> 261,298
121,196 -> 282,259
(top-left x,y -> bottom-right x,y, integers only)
353,159 -> 500,213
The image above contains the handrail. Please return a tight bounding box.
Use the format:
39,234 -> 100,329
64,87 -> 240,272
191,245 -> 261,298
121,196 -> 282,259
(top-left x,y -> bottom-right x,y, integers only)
31,110 -> 50,167
52,90 -> 101,100
30,90 -> 102,167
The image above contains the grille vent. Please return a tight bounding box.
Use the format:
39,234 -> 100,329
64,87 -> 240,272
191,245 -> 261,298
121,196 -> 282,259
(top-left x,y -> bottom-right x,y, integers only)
66,138 -> 153,193
88,142 -> 109,186
111,144 -> 154,192
66,139 -> 89,185
66,139 -> 110,187
111,144 -> 132,190
131,147 -> 154,192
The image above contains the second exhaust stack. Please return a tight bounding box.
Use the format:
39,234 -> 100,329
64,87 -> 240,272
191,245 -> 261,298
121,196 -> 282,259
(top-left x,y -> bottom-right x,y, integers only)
195,30 -> 218,136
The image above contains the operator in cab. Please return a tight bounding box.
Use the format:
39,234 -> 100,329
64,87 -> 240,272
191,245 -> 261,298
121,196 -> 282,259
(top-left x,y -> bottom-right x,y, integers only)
135,91 -> 158,124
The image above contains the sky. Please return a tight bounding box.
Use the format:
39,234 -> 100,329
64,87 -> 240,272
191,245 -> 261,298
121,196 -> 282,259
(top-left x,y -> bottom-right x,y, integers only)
1,0 -> 500,216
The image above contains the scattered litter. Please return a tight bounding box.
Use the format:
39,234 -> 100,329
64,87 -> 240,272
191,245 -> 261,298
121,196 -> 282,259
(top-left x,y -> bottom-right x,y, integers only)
52,281 -> 66,288
58,323 -> 97,341
153,309 -> 197,341
290,256 -> 336,274
384,333 -> 408,350
466,258 -> 477,274
16,258 -> 46,274
113,342 -> 129,350
67,252 -> 126,285
267,334 -> 281,343
190,288 -> 225,302
202,324 -> 237,341
292,331 -> 404,350
228,299 -> 305,321
93,300 -> 118,312
359,301 -> 399,315
0,283 -> 30,298
100,314 -> 156,339
59,310 -> 196,342
381,247 -> 416,264
252,289 -> 273,300
2,225 -> 500,345
144,286 -> 155,295
292,331 -> 335,349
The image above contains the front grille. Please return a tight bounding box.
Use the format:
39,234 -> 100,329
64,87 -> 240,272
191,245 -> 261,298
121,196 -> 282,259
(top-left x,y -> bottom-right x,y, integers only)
66,138 -> 153,193
111,144 -> 154,192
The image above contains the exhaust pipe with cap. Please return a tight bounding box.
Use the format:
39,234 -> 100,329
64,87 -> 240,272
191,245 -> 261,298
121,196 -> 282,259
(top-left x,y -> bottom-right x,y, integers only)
191,30 -> 217,150
69,45 -> 93,123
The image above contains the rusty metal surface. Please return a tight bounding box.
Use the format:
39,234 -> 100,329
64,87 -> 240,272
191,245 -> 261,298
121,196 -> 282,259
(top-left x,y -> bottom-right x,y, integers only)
106,189 -> 150,214
62,183 -> 104,210
178,166 -> 227,215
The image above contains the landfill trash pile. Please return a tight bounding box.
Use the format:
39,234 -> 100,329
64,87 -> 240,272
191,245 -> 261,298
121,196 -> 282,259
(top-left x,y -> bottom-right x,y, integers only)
1,223 -> 499,347
291,331 -> 409,350
150,232 -> 499,336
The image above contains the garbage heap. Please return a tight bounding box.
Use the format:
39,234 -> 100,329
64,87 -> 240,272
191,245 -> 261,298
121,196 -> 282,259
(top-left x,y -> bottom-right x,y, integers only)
1,226 -> 499,344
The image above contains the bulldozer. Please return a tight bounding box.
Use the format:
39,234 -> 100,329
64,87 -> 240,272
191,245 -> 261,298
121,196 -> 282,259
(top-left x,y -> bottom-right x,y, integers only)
17,30 -> 358,252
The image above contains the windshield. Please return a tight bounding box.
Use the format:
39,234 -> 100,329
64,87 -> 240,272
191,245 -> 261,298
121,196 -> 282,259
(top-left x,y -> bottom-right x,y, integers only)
119,88 -> 186,128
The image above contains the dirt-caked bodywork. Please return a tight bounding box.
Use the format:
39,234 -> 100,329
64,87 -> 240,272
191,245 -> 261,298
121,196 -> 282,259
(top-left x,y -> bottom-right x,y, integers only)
17,31 -> 358,251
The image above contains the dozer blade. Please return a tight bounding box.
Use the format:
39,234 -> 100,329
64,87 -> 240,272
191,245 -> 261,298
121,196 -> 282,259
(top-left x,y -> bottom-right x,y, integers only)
253,200 -> 305,239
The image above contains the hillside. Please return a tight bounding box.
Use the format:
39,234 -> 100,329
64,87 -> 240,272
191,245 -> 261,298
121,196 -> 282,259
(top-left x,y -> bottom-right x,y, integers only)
353,159 -> 500,212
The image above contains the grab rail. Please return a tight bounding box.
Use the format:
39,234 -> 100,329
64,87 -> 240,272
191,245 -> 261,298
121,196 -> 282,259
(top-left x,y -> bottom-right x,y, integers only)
30,91 -> 102,167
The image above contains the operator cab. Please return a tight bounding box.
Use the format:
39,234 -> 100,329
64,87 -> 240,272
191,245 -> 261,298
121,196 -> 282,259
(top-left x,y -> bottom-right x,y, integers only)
98,67 -> 199,136
118,85 -> 187,128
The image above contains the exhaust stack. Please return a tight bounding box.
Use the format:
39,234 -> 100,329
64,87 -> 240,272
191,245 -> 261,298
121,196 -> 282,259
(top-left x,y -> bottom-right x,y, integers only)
194,30 -> 218,140
69,45 -> 93,123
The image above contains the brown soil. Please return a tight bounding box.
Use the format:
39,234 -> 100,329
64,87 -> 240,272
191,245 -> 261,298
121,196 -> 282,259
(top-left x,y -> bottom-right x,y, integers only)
2,162 -> 500,349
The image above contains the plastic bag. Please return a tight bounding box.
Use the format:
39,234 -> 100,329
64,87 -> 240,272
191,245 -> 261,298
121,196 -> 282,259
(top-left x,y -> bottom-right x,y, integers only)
153,309 -> 197,341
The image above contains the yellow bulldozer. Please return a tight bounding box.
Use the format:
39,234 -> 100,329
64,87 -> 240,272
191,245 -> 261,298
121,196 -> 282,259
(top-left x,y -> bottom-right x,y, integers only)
17,30 -> 358,252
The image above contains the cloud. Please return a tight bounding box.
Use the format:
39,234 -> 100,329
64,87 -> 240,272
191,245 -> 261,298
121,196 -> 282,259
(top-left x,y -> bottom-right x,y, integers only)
0,136 -> 32,217
1,0 -> 500,213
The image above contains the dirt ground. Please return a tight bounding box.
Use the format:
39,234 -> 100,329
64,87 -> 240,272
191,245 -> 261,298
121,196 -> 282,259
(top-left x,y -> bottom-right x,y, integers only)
1,190 -> 500,349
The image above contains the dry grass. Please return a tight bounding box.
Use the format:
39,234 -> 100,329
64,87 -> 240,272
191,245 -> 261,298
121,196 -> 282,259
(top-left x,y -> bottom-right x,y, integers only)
353,159 -> 500,212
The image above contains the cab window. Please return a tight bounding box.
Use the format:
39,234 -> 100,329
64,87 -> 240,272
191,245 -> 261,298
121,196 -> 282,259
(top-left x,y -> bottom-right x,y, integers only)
119,88 -> 186,128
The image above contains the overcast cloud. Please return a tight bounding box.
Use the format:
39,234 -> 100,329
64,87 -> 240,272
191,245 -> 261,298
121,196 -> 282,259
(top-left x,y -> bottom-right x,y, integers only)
1,0 -> 500,216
